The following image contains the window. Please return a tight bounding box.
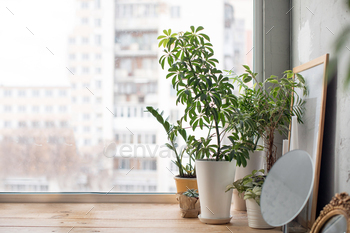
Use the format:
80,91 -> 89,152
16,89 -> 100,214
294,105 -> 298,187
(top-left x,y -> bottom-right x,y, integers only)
95,35 -> 101,45
170,6 -> 181,18
95,53 -> 102,60
81,1 -> 88,9
0,0 -> 253,194
69,37 -> 76,44
4,106 -> 12,112
18,90 -> 26,96
82,37 -> 89,44
95,80 -> 102,88
69,54 -> 76,60
45,106 -> 53,113
82,67 -> 89,74
45,90 -> 52,97
18,106 -> 26,112
4,90 -> 11,96
32,106 -> 39,113
95,18 -> 101,27
4,121 -> 11,128
95,0 -> 101,9
59,106 -> 67,112
32,121 -> 40,128
81,18 -> 89,25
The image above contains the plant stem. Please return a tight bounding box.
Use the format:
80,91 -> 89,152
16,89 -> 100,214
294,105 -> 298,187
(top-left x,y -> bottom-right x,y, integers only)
214,116 -> 221,161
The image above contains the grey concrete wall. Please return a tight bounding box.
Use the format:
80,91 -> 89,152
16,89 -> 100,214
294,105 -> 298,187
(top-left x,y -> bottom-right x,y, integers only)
291,0 -> 350,214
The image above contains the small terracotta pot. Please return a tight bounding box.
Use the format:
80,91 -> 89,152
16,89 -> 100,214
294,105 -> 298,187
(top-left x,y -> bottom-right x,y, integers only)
174,176 -> 198,193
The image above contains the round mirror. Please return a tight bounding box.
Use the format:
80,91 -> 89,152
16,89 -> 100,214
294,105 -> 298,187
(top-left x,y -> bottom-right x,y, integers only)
320,215 -> 347,233
260,150 -> 314,226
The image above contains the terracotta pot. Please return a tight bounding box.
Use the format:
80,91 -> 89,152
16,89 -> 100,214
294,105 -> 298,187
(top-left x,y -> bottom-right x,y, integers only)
174,176 -> 198,193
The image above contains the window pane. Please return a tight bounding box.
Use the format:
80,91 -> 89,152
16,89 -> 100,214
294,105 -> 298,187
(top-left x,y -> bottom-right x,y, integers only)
0,0 -> 253,192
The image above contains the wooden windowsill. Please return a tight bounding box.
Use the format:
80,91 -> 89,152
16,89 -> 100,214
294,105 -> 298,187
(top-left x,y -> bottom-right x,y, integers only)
0,203 -> 281,232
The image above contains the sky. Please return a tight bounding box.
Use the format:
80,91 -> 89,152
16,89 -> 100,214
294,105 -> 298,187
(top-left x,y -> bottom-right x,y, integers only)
0,0 -> 75,87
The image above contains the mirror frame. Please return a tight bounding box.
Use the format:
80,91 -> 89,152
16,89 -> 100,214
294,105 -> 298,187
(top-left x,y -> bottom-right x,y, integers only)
311,192 -> 350,233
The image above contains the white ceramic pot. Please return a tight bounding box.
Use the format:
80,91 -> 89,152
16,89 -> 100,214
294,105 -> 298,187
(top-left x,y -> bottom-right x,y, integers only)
232,150 -> 264,211
196,159 -> 236,224
246,199 -> 273,229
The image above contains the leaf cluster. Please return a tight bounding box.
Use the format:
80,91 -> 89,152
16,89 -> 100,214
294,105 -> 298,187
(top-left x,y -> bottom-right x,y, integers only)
157,26 -> 256,163
183,189 -> 199,198
225,169 -> 265,206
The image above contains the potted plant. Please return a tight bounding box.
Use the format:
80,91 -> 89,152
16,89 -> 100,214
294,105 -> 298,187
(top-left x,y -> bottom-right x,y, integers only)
229,65 -> 306,172
178,189 -> 201,218
146,106 -> 200,193
157,26 -> 256,224
226,169 -> 273,229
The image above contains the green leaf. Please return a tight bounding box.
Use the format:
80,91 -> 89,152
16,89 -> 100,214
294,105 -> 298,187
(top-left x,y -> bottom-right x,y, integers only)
196,26 -> 204,32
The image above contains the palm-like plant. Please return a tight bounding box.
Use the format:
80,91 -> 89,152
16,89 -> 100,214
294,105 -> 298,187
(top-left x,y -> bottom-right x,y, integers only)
230,65 -> 306,171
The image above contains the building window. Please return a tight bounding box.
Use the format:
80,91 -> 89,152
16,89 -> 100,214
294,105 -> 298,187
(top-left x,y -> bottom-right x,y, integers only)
170,6 -> 181,18
18,90 -> 26,96
83,126 -> 90,132
4,121 -> 11,128
83,96 -> 90,103
59,106 -> 67,112
82,67 -> 90,74
60,121 -> 68,128
18,106 -> 26,112
18,121 -> 27,128
45,121 -> 54,128
45,106 -> 53,113
82,53 -> 89,60
4,106 -> 12,112
95,53 -> 102,60
84,139 -> 91,145
95,0 -> 101,9
32,106 -> 39,113
95,35 -> 101,45
96,97 -> 102,104
95,80 -> 102,88
152,134 -> 156,144
83,114 -> 90,120
81,17 -> 89,25
59,90 -> 67,96
82,37 -> 89,44
45,90 -> 53,97
32,121 -> 40,128
95,18 -> 101,27
81,1 -> 88,9
72,97 -> 77,103
95,67 -> 102,74
4,90 -> 11,96
69,54 -> 76,60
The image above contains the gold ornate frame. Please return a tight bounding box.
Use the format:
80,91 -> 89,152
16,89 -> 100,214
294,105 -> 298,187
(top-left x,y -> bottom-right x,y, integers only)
311,192 -> 350,233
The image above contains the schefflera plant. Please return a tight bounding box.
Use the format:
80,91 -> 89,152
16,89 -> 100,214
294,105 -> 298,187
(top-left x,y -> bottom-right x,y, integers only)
157,26 -> 255,165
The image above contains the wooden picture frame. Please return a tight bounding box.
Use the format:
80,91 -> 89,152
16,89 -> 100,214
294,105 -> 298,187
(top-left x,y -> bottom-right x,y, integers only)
311,192 -> 350,233
289,54 -> 329,228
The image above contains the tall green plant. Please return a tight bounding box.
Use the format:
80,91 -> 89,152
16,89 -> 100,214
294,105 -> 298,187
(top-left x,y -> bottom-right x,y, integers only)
229,65 -> 306,171
156,26 -> 255,164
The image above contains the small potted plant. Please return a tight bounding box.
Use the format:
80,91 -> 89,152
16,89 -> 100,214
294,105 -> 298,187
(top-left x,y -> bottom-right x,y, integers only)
226,169 -> 273,229
156,26 -> 256,224
146,107 -> 200,193
178,189 -> 201,218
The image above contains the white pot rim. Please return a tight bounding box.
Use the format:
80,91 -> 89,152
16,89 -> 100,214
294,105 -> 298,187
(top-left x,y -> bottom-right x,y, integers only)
196,159 -> 234,162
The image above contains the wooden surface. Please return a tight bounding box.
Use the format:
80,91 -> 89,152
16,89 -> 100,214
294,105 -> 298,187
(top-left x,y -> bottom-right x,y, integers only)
0,203 -> 281,232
